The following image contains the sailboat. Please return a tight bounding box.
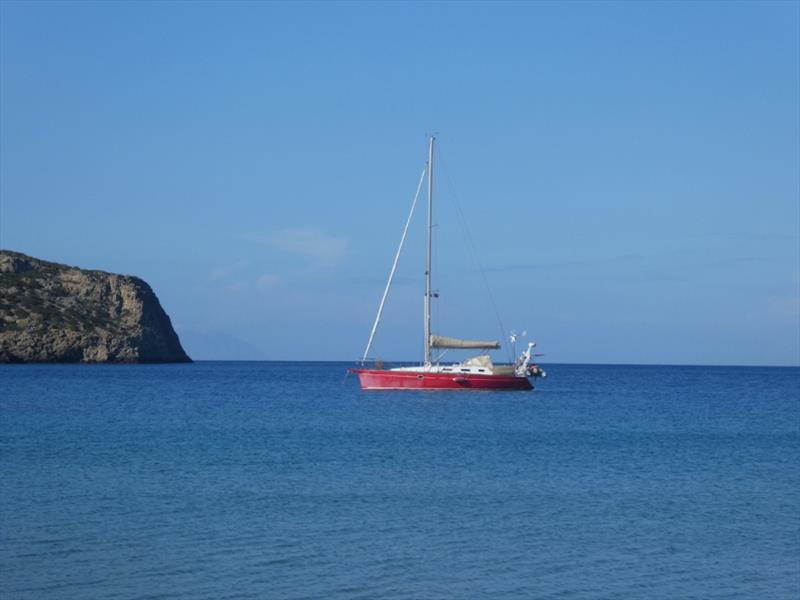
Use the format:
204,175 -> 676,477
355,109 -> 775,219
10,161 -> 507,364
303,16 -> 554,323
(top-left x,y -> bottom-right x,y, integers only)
351,137 -> 546,390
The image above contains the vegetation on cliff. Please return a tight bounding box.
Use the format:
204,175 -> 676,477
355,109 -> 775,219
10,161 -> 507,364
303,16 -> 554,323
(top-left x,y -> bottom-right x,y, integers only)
0,250 -> 191,363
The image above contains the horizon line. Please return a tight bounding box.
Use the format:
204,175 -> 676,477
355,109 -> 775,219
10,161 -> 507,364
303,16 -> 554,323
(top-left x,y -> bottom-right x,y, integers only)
183,359 -> 800,369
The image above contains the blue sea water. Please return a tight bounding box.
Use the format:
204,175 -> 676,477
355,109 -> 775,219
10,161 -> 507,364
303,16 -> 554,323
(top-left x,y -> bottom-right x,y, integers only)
1,362 -> 798,599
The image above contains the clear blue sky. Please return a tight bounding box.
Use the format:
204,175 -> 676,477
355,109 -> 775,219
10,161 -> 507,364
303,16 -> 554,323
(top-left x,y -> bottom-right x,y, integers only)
1,1 -> 798,365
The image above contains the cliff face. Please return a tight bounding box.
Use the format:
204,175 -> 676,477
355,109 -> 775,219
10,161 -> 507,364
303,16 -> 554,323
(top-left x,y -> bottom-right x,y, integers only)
0,251 -> 191,363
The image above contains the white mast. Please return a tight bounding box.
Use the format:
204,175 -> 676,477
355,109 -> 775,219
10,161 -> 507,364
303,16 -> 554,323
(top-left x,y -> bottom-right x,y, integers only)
424,136 -> 434,366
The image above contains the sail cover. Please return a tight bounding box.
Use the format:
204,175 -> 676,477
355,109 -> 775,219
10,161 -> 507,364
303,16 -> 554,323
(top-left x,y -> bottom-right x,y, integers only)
429,335 -> 500,349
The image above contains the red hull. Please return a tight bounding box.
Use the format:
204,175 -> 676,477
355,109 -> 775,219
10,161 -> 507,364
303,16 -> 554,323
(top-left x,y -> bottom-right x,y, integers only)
351,369 -> 533,391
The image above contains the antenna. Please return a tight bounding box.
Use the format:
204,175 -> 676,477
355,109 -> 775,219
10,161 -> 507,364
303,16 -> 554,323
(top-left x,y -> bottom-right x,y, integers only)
509,330 -> 529,357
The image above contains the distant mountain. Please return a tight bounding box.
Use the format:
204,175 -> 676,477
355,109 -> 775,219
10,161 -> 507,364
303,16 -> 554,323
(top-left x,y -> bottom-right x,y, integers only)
177,330 -> 266,361
0,250 -> 190,363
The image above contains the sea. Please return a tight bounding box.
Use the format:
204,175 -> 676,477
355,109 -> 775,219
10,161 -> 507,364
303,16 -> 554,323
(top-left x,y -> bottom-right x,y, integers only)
1,362 -> 798,599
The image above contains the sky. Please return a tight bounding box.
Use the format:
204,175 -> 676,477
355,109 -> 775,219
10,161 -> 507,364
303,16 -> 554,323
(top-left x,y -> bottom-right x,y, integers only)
1,1 -> 798,366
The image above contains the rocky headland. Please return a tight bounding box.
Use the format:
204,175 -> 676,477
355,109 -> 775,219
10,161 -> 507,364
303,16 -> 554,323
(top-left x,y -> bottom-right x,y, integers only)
0,250 -> 191,363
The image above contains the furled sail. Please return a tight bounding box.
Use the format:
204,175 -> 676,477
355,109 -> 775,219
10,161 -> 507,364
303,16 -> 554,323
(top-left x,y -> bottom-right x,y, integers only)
429,335 -> 500,349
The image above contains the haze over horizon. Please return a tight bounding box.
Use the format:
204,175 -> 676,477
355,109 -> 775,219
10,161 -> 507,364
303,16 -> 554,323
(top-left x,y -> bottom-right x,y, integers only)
1,1 -> 798,366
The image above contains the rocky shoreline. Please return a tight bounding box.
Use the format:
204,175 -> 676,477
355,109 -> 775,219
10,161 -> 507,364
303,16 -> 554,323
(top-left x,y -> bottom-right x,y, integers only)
0,250 -> 191,363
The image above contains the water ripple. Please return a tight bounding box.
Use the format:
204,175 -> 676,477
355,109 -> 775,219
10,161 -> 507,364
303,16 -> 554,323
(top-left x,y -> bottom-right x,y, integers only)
1,363 -> 798,599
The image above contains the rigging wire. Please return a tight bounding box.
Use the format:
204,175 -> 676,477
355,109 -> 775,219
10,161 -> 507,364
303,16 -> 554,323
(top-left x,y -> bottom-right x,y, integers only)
436,143 -> 513,363
361,165 -> 428,365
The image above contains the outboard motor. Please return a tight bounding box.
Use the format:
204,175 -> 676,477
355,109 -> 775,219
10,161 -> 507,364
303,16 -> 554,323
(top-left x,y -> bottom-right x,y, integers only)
515,341 -> 546,378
